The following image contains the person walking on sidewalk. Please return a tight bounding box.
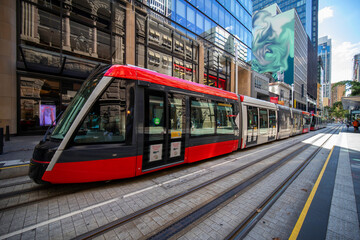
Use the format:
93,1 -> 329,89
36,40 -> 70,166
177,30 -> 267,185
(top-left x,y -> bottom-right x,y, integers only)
353,119 -> 359,132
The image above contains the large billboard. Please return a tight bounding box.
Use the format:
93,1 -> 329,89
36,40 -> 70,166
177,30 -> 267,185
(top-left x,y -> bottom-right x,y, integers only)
252,5 -> 295,85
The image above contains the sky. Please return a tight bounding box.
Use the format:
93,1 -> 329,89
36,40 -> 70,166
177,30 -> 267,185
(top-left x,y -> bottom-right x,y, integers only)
318,0 -> 360,83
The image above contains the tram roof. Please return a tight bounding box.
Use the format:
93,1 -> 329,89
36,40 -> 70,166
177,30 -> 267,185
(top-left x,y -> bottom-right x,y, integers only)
104,65 -> 239,101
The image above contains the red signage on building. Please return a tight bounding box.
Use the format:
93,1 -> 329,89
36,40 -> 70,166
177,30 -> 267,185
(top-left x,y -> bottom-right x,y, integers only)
270,97 -> 278,104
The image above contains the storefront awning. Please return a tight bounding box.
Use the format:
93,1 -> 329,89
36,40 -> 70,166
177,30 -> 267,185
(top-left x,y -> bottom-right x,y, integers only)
342,96 -> 360,110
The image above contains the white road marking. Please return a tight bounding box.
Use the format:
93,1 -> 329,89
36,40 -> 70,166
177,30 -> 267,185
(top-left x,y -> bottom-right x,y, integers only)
1,129 -> 327,239
0,198 -> 118,240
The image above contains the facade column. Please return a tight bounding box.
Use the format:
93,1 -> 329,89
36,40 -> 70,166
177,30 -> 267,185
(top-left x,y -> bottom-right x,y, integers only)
0,0 -> 17,133
198,43 -> 204,85
63,4 -> 71,51
91,15 -> 98,57
125,2 -> 135,65
20,0 -> 39,42
230,61 -> 235,93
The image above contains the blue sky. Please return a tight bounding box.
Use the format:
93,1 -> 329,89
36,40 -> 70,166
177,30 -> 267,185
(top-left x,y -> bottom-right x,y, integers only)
319,0 -> 360,83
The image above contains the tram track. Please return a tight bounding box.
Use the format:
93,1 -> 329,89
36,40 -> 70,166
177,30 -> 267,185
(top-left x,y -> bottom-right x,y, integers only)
0,127 -> 332,214
70,126 -> 339,240
224,125 -> 342,240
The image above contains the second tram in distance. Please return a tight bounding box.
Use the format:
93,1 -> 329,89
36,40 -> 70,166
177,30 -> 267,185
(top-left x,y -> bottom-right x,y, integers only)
29,65 -> 325,184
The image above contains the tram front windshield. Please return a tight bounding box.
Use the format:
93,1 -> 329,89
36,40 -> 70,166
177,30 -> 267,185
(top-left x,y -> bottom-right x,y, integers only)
51,69 -> 107,140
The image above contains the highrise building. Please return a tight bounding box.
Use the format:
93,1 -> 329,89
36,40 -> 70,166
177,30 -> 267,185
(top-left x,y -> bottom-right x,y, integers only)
252,0 -> 319,50
252,4 -> 308,110
318,36 -> 332,106
0,0 -> 253,134
331,83 -> 346,106
354,53 -> 360,82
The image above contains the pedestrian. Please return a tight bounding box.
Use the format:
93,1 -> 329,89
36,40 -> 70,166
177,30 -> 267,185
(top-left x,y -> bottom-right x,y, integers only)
353,119 -> 359,132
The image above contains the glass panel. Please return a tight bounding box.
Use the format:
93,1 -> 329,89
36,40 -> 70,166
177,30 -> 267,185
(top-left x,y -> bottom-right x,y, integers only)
187,5 -> 195,32
212,2 -> 218,23
20,76 -> 60,131
269,110 -> 276,128
191,99 -> 215,136
196,12 -> 204,35
148,95 -> 165,141
61,80 -> 82,109
216,103 -> 235,134
259,109 -> 268,129
204,0 -> 211,15
176,0 -> 186,25
247,106 -> 258,130
169,95 -> 184,138
51,67 -> 108,139
74,79 -> 130,144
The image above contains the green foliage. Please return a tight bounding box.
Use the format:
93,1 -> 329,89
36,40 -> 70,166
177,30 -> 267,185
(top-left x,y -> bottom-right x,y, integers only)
329,101 -> 348,120
332,80 -> 360,96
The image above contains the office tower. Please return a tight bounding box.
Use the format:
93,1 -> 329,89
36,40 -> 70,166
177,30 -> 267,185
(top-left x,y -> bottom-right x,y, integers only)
252,0 -> 318,50
318,36 -> 332,106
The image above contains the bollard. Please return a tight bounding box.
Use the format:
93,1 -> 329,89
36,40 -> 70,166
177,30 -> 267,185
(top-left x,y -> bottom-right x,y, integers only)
5,125 -> 10,141
0,128 -> 3,155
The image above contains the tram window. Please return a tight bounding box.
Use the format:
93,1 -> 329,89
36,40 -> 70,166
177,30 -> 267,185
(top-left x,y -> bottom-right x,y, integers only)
169,95 -> 184,136
216,102 -> 235,134
259,109 -> 268,129
247,106 -> 258,130
191,98 -> 215,136
74,79 -> 132,144
269,110 -> 276,128
148,94 -> 165,141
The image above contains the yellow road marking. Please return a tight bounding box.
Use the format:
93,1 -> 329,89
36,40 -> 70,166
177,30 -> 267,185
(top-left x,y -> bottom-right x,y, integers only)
289,145 -> 335,240
0,164 -> 29,170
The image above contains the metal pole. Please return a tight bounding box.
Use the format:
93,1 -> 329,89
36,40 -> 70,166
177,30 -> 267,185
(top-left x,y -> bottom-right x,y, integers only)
235,43 -> 238,94
292,84 -> 294,108
5,125 -> 10,141
0,128 -> 3,155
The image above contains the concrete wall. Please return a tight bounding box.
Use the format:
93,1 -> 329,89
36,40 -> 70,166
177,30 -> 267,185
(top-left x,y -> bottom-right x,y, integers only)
126,2 -> 135,65
238,67 -> 251,96
0,0 -> 17,134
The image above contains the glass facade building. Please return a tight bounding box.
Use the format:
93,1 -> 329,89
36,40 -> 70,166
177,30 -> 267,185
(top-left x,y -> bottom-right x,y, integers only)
252,0 -> 318,50
6,0 -> 252,134
139,0 -> 253,88
318,36 -> 332,105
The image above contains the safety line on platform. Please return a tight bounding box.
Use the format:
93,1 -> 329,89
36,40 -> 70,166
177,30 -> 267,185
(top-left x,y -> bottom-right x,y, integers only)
289,145 -> 335,240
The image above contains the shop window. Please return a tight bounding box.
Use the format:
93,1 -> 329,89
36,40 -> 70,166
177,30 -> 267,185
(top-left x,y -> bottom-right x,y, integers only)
20,76 -> 60,132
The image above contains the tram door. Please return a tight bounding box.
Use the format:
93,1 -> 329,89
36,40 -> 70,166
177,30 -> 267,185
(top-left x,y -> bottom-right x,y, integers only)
246,106 -> 258,146
268,110 -> 277,141
142,90 -> 186,171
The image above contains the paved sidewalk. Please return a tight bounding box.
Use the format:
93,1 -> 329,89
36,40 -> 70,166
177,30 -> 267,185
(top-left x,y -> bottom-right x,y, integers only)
0,135 -> 42,179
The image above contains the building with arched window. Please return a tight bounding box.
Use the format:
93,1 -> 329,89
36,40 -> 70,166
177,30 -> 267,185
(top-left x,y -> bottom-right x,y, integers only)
0,0 -> 252,134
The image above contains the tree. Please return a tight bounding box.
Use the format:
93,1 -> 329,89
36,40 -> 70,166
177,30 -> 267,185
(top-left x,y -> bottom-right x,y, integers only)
332,80 -> 360,96
329,101 -> 348,120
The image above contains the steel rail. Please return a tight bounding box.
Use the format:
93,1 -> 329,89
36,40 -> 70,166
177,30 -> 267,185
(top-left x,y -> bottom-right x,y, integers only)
224,125 -> 342,240
72,126 -> 337,240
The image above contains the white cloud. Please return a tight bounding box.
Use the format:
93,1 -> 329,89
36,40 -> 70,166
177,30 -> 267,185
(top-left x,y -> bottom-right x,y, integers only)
319,6 -> 334,23
332,41 -> 360,82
